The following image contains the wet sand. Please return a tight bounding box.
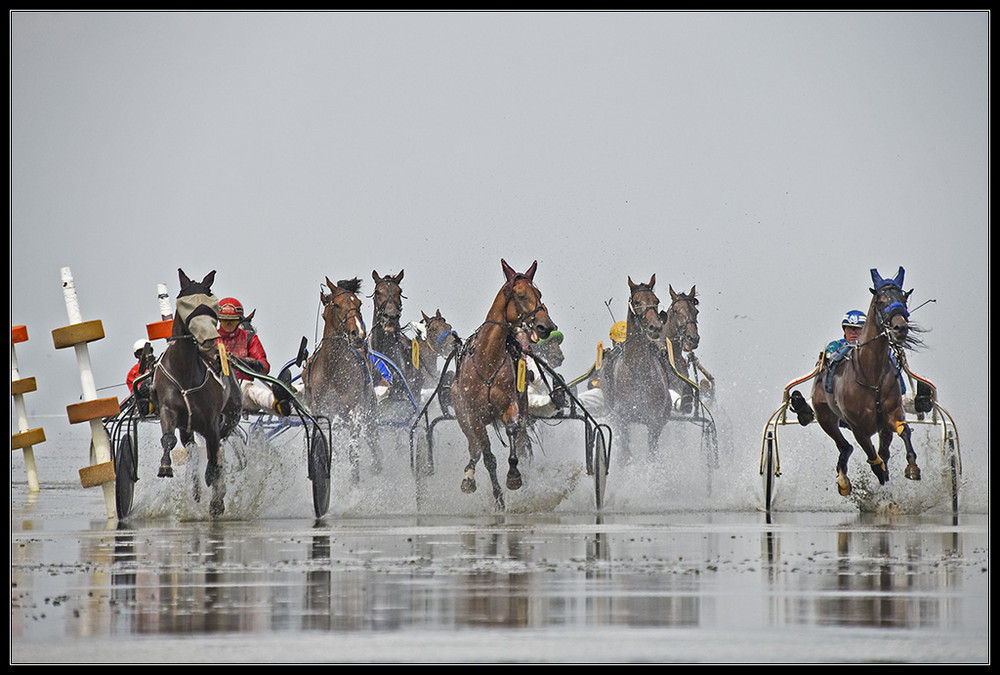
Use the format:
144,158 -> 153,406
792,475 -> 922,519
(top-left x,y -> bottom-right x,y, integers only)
10,422 -> 991,663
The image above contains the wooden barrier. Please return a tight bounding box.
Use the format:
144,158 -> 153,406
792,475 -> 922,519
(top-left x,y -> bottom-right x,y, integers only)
52,267 -> 118,518
11,325 -> 43,492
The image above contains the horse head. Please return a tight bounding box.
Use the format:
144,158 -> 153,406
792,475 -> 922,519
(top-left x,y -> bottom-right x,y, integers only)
500,259 -> 556,342
665,284 -> 700,351
626,274 -> 664,341
421,309 -> 461,357
869,267 -> 914,347
372,269 -> 405,327
322,276 -> 366,348
174,269 -> 220,348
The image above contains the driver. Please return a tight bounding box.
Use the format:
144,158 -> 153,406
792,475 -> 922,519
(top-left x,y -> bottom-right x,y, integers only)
217,297 -> 293,416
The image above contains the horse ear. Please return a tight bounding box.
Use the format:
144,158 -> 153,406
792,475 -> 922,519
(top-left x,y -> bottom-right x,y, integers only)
325,276 -> 338,293
395,269 -> 404,283
648,274 -> 655,289
525,260 -> 537,280
689,285 -> 696,297
892,267 -> 905,287
372,270 -> 381,283
870,268 -> 884,287
669,284 -> 678,300
178,268 -> 191,288
501,259 -> 515,282
422,310 -> 430,321
201,270 -> 216,290
628,276 -> 637,290
435,309 -> 442,318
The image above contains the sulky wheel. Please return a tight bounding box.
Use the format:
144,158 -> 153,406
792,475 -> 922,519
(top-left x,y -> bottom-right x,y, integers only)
114,433 -> 138,519
308,422 -> 331,518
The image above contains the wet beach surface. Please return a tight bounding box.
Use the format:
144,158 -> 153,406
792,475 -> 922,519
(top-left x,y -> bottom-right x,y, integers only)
10,421 -> 991,663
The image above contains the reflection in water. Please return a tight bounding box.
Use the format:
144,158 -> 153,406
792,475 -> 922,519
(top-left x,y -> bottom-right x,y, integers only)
13,510 -> 985,655
762,513 -> 974,632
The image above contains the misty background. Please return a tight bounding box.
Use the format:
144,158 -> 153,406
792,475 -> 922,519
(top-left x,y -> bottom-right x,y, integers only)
10,11 -> 989,509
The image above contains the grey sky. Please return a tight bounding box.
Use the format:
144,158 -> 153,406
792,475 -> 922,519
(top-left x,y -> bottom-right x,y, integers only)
10,11 -> 989,491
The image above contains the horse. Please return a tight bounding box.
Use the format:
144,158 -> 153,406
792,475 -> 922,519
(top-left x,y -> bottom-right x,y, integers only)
414,310 -> 461,378
369,269 -> 411,382
599,274 -> 672,460
152,269 -> 242,516
451,259 -> 557,509
660,285 -> 701,412
811,267 -> 923,497
301,277 -> 382,482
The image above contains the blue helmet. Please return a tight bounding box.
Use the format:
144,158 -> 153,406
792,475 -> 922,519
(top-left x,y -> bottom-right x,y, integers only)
842,310 -> 866,328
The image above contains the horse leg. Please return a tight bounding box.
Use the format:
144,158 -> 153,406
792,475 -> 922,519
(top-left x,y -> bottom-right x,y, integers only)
460,424 -> 489,497
647,424 -> 662,459
505,420 -> 522,491
815,403 -> 856,496
158,413 -> 178,478
893,420 -> 921,480
853,432 -> 890,487
204,435 -> 226,517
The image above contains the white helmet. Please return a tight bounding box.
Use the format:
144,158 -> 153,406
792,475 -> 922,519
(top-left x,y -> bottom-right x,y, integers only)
133,339 -> 150,356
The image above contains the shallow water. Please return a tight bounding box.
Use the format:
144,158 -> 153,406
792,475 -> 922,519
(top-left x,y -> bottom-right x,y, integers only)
9,414 -> 991,663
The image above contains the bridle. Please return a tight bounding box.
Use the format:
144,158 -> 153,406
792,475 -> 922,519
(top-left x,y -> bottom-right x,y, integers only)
664,293 -> 699,350
627,285 -> 662,341
372,277 -> 405,327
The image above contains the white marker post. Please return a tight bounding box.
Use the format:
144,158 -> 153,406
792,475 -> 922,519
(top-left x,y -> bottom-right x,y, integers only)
52,267 -> 119,519
11,325 -> 43,493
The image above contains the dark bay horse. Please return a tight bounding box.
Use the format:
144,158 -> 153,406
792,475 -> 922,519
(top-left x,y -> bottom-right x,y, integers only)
661,285 -> 701,411
811,267 -> 923,497
451,259 -> 557,509
302,277 -> 381,482
153,269 -> 242,516
599,275 -> 672,460
369,270 -> 411,383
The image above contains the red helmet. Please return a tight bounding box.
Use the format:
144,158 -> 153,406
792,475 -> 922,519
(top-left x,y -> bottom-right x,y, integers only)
219,297 -> 244,321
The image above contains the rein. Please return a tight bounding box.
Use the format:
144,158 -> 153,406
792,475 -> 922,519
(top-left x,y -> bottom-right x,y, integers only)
155,351 -> 229,435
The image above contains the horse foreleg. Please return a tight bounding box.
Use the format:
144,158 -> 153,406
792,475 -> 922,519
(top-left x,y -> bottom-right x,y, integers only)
894,420 -> 921,481
204,436 -> 226,517
158,419 -> 178,478
854,434 -> 890,487
504,420 -> 522,491
462,426 -> 490,495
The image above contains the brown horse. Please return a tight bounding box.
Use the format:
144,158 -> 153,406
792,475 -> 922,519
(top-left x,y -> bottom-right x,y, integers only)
414,309 -> 462,388
302,277 -> 381,482
599,275 -> 672,460
660,285 -> 701,412
153,269 -> 242,516
451,259 -> 557,509
811,267 -> 923,497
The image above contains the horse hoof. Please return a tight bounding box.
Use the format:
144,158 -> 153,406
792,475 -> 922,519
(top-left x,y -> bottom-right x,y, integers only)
158,465 -> 173,478
905,463 -> 921,481
837,472 -> 851,496
461,477 -> 477,494
210,499 -> 225,517
506,473 -> 522,490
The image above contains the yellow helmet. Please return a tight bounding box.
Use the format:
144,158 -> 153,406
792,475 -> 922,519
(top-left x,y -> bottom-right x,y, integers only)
609,321 -> 627,343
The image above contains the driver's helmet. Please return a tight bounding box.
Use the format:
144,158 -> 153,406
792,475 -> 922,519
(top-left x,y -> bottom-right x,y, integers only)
133,339 -> 150,358
219,297 -> 244,322
609,321 -> 627,343
842,310 -> 866,328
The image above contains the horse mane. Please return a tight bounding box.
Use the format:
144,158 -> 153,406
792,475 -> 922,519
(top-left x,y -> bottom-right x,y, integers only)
336,278 -> 362,294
